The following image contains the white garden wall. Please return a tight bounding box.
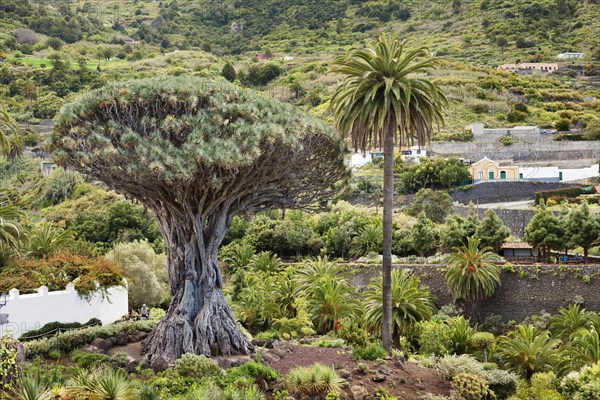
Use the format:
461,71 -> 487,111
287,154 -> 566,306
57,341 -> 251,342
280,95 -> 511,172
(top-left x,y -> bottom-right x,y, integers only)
0,283 -> 128,338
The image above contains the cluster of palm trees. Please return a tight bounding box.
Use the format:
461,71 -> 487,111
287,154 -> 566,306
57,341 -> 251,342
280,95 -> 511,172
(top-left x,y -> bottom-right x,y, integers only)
227,254 -> 435,344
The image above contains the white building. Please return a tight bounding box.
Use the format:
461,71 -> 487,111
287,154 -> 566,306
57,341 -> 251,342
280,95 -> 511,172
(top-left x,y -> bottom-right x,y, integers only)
557,52 -> 584,59
350,146 -> 427,168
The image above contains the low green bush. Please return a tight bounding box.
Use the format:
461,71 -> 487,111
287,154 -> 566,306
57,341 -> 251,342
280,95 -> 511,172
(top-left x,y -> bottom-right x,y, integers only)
174,353 -> 222,379
451,372 -> 495,400
335,318 -> 369,347
20,318 -> 101,341
71,350 -> 111,369
24,320 -> 157,358
352,342 -> 387,360
225,361 -> 279,384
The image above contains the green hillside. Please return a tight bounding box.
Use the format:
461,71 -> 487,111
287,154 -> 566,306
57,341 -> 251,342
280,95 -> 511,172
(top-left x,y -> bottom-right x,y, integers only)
0,0 -> 598,133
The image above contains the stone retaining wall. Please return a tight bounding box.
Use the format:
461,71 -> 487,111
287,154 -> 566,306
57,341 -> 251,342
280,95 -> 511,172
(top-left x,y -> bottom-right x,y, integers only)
348,264 -> 600,323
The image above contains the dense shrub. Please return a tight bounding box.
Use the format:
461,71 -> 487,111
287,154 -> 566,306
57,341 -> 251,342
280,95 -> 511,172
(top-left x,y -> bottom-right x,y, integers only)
535,187 -> 590,204
20,318 -> 101,341
174,353 -> 222,379
24,320 -> 157,358
352,343 -> 387,360
105,240 -> 168,308
451,372 -> 495,400
0,335 -> 20,392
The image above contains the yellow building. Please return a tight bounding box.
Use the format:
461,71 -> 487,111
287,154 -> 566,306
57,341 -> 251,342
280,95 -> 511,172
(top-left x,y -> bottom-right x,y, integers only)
470,157 -> 519,182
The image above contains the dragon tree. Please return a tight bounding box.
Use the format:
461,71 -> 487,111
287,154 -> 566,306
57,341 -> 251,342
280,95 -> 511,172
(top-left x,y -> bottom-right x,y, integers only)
51,77 -> 347,367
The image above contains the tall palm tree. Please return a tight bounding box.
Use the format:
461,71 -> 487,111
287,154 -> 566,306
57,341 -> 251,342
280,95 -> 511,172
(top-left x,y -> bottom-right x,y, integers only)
445,236 -> 502,319
331,34 -> 446,351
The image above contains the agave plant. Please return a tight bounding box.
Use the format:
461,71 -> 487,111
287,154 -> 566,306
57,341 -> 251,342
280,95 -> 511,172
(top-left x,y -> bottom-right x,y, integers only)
497,324 -> 561,379
65,367 -> 138,400
285,364 -> 342,396
12,375 -> 54,400
363,268 -> 435,342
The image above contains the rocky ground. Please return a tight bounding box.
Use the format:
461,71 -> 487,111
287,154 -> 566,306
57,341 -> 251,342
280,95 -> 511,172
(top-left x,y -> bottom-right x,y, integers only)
66,334 -> 452,399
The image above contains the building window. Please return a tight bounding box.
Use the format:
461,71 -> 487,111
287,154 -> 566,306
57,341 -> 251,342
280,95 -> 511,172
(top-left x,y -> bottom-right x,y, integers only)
478,170 -> 483,180
489,170 -> 495,179
500,170 -> 507,179
519,173 -> 523,179
559,171 -> 563,181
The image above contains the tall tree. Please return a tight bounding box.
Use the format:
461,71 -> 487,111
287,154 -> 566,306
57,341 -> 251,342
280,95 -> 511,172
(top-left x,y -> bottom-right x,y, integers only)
221,62 -> 236,82
566,201 -> 600,263
524,200 -> 564,262
476,209 -> 510,252
51,77 -> 347,366
330,34 -> 446,352
410,211 -> 437,258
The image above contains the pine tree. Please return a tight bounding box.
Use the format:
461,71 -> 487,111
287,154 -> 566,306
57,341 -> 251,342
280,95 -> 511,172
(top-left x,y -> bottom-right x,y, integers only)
411,212 -> 437,258
566,201 -> 600,263
439,214 -> 467,252
221,62 -> 236,82
524,200 -> 564,262
463,202 -> 480,238
51,77 -> 347,366
476,209 -> 510,252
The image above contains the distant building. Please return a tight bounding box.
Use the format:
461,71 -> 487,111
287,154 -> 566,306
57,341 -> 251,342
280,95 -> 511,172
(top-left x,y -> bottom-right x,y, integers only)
256,53 -> 274,60
470,157 -> 600,183
497,63 -> 560,74
40,161 -> 57,178
470,157 -> 519,182
123,39 -> 140,45
501,242 -> 538,262
350,146 -> 427,168
471,123 -> 540,136
557,52 -> 584,59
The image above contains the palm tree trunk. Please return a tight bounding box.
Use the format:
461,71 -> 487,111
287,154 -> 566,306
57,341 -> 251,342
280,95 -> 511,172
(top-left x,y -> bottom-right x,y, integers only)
382,114 -> 396,353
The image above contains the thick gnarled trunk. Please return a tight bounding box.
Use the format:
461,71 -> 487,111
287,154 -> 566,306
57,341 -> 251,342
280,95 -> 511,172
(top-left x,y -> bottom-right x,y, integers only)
142,210 -> 253,367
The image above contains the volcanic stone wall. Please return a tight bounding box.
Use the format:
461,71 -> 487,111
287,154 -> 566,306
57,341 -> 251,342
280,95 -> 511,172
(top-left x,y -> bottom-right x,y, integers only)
348,264 -> 600,323
450,181 -> 578,204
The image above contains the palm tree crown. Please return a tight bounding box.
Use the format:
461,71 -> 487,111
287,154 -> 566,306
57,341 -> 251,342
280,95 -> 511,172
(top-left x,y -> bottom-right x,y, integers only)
445,236 -> 502,303
330,34 -> 447,151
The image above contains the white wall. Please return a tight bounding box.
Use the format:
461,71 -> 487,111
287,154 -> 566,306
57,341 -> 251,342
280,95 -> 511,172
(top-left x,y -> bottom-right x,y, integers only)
0,283 -> 128,338
561,164 -> 599,181
350,151 -> 374,168
519,166 -> 560,181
